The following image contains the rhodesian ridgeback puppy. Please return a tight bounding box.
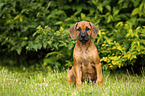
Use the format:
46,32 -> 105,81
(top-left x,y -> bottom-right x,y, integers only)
67,21 -> 103,88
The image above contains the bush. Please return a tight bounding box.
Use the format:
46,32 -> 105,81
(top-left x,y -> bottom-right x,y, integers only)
27,26 -> 74,70
100,24 -> 145,70
0,0 -> 145,70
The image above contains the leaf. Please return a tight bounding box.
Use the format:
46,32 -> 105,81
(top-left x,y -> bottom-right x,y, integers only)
20,16 -> 23,22
98,6 -> 103,13
118,0 -> 124,4
107,15 -> 112,23
131,8 -> 139,16
113,9 -> 119,16
65,17 -> 72,22
21,41 -> 26,47
106,5 -> 111,11
59,43 -> 67,47
129,29 -> 133,33
92,0 -> 98,5
0,3 -> 5,9
68,43 -> 74,50
14,14 -> 20,20
132,0 -> 140,7
115,22 -> 123,28
33,44 -> 38,51
45,52 -> 60,57
126,29 -> 133,37
55,21 -> 63,25
124,24 -> 129,30
139,3 -> 143,12
43,42 -> 47,49
137,18 -> 145,22
65,60 -> 73,67
81,13 -> 85,19
16,47 -> 21,55
63,5 -> 71,10
74,9 -> 82,16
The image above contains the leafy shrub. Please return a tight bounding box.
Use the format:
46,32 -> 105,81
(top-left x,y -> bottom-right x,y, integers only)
0,0 -> 66,54
0,0 -> 145,70
27,26 -> 74,70
100,24 -> 145,70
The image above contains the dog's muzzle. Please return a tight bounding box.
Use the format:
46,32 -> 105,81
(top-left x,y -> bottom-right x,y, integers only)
78,31 -> 89,43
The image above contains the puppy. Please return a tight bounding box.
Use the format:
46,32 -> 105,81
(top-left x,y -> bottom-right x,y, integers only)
67,21 -> 103,87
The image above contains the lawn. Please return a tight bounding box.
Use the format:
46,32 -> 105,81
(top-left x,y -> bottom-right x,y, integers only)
0,66 -> 145,96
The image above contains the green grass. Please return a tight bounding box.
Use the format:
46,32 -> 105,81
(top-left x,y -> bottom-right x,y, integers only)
0,66 -> 145,96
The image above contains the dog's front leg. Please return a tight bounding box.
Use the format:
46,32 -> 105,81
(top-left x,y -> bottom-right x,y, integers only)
75,64 -> 82,88
95,63 -> 103,86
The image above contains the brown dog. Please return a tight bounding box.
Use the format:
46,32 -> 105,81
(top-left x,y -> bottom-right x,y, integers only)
67,21 -> 103,88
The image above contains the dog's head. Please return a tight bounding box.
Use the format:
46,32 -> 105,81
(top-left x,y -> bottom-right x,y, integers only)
69,21 -> 99,43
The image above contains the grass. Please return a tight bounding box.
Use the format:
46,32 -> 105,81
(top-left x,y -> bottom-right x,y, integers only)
0,66 -> 145,96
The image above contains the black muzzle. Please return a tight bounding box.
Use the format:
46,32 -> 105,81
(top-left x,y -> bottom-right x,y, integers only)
78,31 -> 89,43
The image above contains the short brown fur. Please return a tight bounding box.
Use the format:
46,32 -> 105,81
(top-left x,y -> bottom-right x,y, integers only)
67,21 -> 103,88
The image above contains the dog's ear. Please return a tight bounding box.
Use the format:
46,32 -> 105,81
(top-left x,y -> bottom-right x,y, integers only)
89,22 -> 99,39
69,22 -> 78,39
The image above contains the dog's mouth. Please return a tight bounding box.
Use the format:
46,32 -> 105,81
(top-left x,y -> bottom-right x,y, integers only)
78,36 -> 89,43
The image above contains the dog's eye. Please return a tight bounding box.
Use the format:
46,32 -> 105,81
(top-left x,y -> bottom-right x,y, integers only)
77,27 -> 81,31
86,27 -> 90,31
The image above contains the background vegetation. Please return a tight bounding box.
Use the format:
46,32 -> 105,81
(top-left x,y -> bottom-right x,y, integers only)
0,0 -> 145,71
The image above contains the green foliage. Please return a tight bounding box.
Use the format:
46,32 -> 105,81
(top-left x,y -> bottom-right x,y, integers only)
100,24 -> 145,70
0,0 -> 145,70
27,26 -> 74,70
0,0 -> 65,54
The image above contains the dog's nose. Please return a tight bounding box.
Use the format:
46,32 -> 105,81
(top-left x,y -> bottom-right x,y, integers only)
81,32 -> 86,38
81,34 -> 85,38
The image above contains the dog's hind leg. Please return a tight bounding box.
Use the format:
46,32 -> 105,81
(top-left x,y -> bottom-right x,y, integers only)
67,67 -> 76,84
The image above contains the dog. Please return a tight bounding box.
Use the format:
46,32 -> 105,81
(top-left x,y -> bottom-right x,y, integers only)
67,21 -> 103,88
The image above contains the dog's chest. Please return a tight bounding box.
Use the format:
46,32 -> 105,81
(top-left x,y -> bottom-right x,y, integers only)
79,50 -> 93,64
79,51 -> 96,76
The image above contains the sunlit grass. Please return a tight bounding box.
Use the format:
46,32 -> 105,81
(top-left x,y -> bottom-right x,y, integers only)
0,66 -> 145,96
